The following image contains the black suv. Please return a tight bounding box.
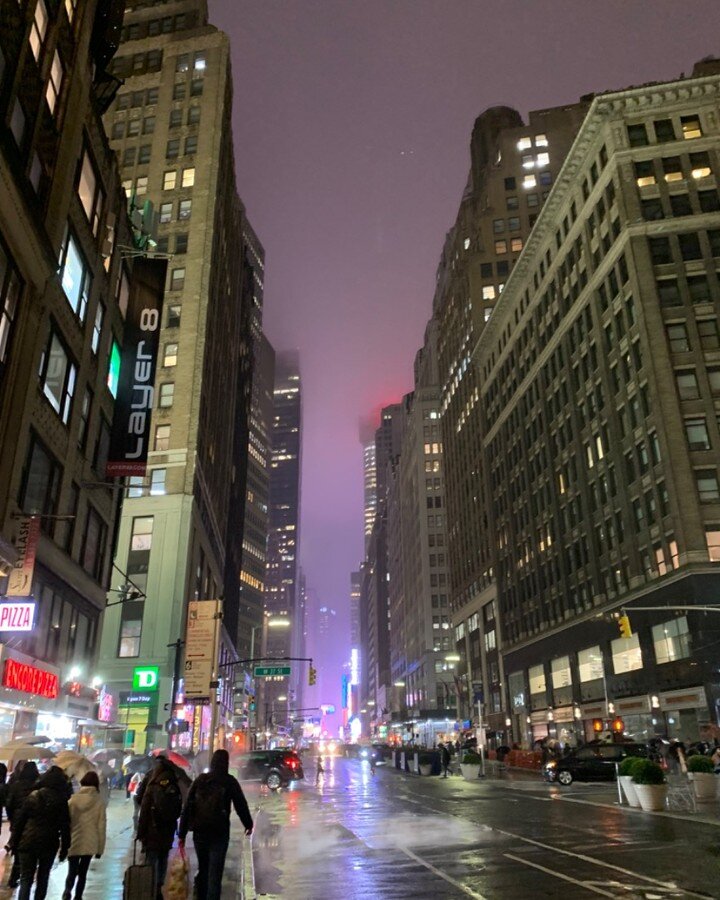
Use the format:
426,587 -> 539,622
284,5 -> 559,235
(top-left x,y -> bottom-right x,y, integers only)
236,749 -> 305,790
543,742 -> 648,786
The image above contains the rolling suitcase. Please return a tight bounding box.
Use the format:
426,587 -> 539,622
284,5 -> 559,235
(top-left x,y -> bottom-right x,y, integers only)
123,839 -> 156,899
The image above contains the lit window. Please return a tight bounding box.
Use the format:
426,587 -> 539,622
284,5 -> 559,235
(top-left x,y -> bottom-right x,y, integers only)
517,137 -> 532,151
77,149 -> 103,235
494,240 -> 507,255
176,54 -> 190,73
510,237 -> 523,252
154,424 -> 171,451
170,268 -> 185,291
150,468 -> 166,495
535,134 -> 548,147
681,115 -> 702,139
482,286 -> 496,301
46,50 -> 64,114
484,307 -> 493,322
59,230 -> 90,321
163,342 -> 178,366
463,237 -> 470,250
30,0 -> 48,61
159,383 -> 175,408
163,170 -> 177,190
690,152 -> 711,179
578,646 -> 604,682
652,617 -> 690,664
706,526 -> 720,561
522,174 -> 536,189
528,664 -> 545,696
39,328 -> 76,423
634,160 -> 655,187
536,152 -> 549,167
181,167 -> 195,188
662,158 -> 683,183
522,154 -> 534,170
135,176 -> 148,196
193,53 -> 206,71
65,0 -> 77,22
611,633 -> 643,674
159,202 -> 173,223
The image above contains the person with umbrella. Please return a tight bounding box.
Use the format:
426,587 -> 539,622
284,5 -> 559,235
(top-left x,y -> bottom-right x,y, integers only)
136,756 -> 183,899
5,762 -> 38,889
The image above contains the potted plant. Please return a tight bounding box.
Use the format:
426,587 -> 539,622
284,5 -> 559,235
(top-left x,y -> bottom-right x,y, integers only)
418,751 -> 434,776
687,754 -> 716,802
460,751 -> 482,780
632,759 -> 667,811
617,756 -> 642,808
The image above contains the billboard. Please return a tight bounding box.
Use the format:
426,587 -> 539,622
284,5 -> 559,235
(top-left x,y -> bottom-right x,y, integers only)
106,256 -> 166,477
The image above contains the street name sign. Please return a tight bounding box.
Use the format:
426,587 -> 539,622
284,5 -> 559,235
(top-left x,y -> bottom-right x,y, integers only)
253,665 -> 291,677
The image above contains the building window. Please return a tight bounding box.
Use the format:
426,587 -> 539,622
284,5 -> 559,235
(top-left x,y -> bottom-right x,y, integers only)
118,602 -> 143,658
77,388 -> 92,450
675,369 -> 699,400
685,417 -> 710,450
611,633 -> 643,674
170,268 -> 185,291
159,383 -> 174,408
173,82 -> 186,101
706,526 -> 720,561
159,202 -> 173,223
528,664 -> 546,698
679,233 -> 702,260
9,99 -> 26,148
39,328 -> 76,423
510,237 -> 523,252
154,424 -> 170,451
695,469 -> 719,502
190,79 -> 203,97
150,468 -> 166,495
167,304 -> 181,328
163,342 -> 178,367
482,286 -> 496,301
178,200 -> 192,220
169,109 -> 182,128
19,433 -> 61,529
188,105 -> 201,125
0,241 -> 22,371
653,617 -> 691,664
46,50 -> 64,115
181,167 -> 195,188
578,646 -> 604,682
627,124 -> 649,147
65,0 -> 77,22
135,176 -> 148,196
522,174 -> 537,189
59,230 -> 90,321
193,52 -> 206,72
122,147 -> 136,167
698,319 -> 719,350
494,240 -> 507,255
81,506 -> 107,581
635,160 -> 656,187
30,0 -> 49,61
163,170 -> 177,191
654,119 -> 675,142
657,278 -> 680,306
127,119 -> 141,137
91,302 -> 104,354
174,233 -> 188,254
184,136 -> 198,155
166,139 -> 180,159
681,115 -> 702,139
143,116 -> 155,135
690,151 -> 712,179
649,237 -> 671,265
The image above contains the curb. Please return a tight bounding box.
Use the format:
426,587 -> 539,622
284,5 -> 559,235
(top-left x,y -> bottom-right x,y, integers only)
556,793 -> 720,827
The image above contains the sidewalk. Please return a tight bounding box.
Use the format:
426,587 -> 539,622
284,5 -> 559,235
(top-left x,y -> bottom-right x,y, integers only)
0,792 -> 253,899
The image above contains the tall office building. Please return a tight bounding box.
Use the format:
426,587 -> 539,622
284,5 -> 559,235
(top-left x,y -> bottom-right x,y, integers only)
361,440 -> 377,552
434,99 -> 589,733
265,351 -> 302,719
98,0 -> 254,750
0,0 -> 136,745
350,570 -> 361,647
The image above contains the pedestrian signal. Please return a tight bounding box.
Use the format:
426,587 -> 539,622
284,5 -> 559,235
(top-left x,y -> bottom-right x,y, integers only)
592,718 -> 603,733
618,614 -> 632,639
308,665 -> 317,686
612,716 -> 625,733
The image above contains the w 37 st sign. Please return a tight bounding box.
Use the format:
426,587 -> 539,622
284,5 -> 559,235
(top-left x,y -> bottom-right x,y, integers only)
106,258 -> 167,477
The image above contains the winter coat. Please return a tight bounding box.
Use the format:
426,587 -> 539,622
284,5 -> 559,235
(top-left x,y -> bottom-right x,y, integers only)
440,746 -> 451,766
12,767 -> 70,857
68,786 -> 107,858
178,749 -> 253,841
5,764 -> 39,825
137,765 -> 182,853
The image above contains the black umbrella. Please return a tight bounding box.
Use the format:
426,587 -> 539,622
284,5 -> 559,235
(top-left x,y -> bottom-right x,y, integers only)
124,755 -> 153,775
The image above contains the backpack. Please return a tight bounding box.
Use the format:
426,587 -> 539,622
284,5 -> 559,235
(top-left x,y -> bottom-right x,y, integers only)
189,776 -> 228,831
150,777 -> 182,826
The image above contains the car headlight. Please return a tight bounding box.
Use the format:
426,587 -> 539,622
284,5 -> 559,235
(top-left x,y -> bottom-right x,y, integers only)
546,760 -> 557,768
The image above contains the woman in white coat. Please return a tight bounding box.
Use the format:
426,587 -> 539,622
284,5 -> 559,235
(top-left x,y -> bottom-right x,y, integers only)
62,771 -> 107,900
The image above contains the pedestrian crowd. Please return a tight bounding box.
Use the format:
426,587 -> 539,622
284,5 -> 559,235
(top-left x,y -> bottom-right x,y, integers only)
0,746 -> 253,900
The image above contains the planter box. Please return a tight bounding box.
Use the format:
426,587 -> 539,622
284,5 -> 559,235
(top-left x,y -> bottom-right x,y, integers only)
689,772 -> 717,802
618,775 -> 640,808
419,764 -> 433,776
634,783 -> 668,812
460,763 -> 481,781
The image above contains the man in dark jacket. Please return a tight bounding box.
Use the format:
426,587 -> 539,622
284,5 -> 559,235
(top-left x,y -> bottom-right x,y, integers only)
137,756 -> 183,900
12,766 -> 70,900
440,743 -> 452,778
179,749 -> 253,900
5,762 -> 39,889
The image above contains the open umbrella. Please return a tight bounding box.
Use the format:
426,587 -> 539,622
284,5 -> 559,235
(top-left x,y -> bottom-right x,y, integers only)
0,744 -> 55,764
124,755 -> 154,776
150,749 -> 192,770
53,750 -> 96,780
88,749 -> 124,770
2,734 -> 53,747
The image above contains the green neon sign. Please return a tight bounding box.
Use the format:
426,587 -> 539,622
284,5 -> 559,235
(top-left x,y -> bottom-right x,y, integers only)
132,666 -> 160,691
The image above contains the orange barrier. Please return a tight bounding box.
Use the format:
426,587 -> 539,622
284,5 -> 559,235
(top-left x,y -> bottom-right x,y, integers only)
505,749 -> 543,770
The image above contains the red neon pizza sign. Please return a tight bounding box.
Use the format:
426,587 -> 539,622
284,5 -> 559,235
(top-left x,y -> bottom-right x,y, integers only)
2,659 -> 59,699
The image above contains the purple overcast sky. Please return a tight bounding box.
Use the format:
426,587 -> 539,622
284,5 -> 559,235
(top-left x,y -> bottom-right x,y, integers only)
209,0 -> 717,694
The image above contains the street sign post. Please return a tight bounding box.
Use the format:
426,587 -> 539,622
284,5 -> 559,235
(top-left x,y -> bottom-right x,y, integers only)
184,600 -> 222,698
253,665 -> 291,677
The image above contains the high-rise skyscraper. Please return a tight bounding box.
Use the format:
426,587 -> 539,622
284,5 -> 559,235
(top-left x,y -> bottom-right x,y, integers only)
350,570 -> 361,647
362,440 -> 377,552
97,0 -> 255,750
265,351 -> 302,722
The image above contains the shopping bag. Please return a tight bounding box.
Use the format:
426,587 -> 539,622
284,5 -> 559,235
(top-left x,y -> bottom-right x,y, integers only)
166,844 -> 191,900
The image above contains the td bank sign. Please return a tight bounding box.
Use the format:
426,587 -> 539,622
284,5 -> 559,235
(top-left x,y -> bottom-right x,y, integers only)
132,666 -> 160,691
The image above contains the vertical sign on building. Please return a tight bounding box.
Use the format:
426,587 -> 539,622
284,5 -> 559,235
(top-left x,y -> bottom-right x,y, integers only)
6,517 -> 40,597
106,257 -> 167,477
183,600 -> 222,698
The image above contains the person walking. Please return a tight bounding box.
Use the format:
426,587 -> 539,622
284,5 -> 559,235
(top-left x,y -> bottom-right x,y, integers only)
440,742 -> 452,778
62,771 -> 107,900
136,756 -> 183,900
178,749 -> 253,900
12,766 -> 71,900
315,757 -> 325,785
5,762 -> 39,889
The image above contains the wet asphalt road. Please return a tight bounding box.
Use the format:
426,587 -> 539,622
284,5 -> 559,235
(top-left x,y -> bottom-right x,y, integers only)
248,756 -> 720,899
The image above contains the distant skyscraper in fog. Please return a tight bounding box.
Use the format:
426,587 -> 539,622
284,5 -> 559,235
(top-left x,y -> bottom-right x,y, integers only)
350,571 -> 361,647
362,441 -> 377,551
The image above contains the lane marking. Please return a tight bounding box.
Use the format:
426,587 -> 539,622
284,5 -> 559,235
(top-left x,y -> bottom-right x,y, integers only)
504,853 -> 616,897
401,847 -> 488,899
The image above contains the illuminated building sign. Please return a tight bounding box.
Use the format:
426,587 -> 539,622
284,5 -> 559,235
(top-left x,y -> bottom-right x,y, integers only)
341,674 -> 349,710
2,658 -> 59,699
97,686 -> 115,723
107,339 -> 121,398
118,691 -> 154,706
0,601 -> 36,632
132,666 -> 160,691
350,648 -> 359,686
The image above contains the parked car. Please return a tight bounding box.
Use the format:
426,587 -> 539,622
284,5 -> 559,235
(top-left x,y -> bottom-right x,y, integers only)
544,742 -> 648,786
236,749 -> 304,790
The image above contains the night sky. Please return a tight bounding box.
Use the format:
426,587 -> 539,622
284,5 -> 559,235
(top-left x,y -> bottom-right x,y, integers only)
209,0 -> 718,706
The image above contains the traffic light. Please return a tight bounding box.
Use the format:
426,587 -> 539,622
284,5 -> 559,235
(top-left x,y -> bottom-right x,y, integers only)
308,665 -> 317,686
232,731 -> 243,747
248,694 -> 256,712
618,614 -> 632,639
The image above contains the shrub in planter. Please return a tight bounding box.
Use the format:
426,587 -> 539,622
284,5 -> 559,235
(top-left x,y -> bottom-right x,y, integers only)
618,756 -> 642,807
632,758 -> 667,811
462,751 -> 483,765
418,751 -> 435,775
687,754 -> 716,802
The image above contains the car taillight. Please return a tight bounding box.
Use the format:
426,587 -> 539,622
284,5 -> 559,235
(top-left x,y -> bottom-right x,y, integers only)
288,759 -> 298,768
